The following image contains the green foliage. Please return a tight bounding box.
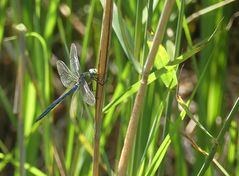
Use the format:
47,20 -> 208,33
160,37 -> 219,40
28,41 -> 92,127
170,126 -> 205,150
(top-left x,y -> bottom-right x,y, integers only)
0,0 -> 238,175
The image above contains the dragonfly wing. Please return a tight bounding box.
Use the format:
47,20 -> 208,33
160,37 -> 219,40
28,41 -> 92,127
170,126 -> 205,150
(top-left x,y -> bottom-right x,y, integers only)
70,43 -> 80,77
70,90 -> 80,118
80,79 -> 95,106
57,60 -> 78,87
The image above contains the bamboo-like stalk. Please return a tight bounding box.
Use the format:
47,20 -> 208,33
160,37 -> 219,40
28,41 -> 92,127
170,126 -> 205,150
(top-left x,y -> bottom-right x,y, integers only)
93,0 -> 113,175
117,1 -> 175,175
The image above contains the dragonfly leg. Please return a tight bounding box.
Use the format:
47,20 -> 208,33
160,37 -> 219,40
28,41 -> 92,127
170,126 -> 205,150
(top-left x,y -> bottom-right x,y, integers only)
94,77 -> 105,86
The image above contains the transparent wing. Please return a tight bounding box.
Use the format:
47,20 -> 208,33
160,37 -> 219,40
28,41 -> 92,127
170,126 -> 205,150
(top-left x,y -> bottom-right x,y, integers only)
57,60 -> 78,87
80,79 -> 95,105
70,90 -> 79,118
70,43 -> 80,77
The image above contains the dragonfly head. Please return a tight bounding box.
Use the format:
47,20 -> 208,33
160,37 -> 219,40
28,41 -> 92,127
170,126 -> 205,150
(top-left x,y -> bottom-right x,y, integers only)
88,68 -> 105,85
89,68 -> 98,79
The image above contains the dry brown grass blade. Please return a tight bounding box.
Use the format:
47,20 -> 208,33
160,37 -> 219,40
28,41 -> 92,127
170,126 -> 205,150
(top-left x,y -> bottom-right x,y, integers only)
53,144 -> 68,176
93,0 -> 113,176
117,1 -> 175,175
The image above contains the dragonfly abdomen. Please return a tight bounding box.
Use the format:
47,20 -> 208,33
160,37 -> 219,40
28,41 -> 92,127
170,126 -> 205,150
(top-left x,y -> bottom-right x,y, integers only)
35,83 -> 80,123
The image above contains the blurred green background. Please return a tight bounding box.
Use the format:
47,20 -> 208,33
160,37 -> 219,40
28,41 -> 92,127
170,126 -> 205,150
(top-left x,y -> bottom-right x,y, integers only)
0,0 -> 239,175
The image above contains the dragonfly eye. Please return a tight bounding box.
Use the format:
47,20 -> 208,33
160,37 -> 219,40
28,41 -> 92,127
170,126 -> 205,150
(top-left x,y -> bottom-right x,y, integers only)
89,68 -> 97,75
88,68 -> 98,81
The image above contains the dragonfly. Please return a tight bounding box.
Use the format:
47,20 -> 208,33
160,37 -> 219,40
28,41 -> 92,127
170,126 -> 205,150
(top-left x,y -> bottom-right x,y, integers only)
35,43 -> 97,123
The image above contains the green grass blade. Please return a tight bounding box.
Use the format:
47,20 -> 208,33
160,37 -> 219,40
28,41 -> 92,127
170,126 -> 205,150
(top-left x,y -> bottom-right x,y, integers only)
0,152 -> 47,176
177,96 -> 214,139
44,0 -> 60,39
103,68 -> 168,113
145,135 -> 171,176
100,0 -> 141,72
197,97 -> 239,176
80,0 -> 96,64
0,0 -> 7,47
0,85 -> 17,128
134,0 -> 144,61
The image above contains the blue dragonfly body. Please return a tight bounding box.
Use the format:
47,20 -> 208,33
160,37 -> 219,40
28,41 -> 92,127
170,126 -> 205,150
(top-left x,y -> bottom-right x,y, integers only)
35,43 -> 97,123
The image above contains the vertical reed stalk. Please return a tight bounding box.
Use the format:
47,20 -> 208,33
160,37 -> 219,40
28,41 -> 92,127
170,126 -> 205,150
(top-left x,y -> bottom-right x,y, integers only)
15,27 -> 27,176
117,1 -> 175,175
93,0 -> 113,175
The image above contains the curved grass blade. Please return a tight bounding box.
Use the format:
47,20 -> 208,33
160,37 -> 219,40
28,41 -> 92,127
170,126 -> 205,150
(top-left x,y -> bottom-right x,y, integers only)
0,152 -> 46,176
103,68 -> 169,113
168,19 -> 223,66
197,97 -> 239,176
177,95 -> 214,139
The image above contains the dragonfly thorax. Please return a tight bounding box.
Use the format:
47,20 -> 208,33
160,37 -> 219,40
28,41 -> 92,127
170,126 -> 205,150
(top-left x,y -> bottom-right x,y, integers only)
79,68 -> 97,83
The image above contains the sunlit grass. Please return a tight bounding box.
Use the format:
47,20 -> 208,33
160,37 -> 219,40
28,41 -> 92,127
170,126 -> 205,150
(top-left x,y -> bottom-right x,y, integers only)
0,0 -> 238,175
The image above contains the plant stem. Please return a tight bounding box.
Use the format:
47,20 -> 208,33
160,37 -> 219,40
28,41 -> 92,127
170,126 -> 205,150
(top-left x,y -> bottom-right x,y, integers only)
117,0 -> 175,175
93,0 -> 113,175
